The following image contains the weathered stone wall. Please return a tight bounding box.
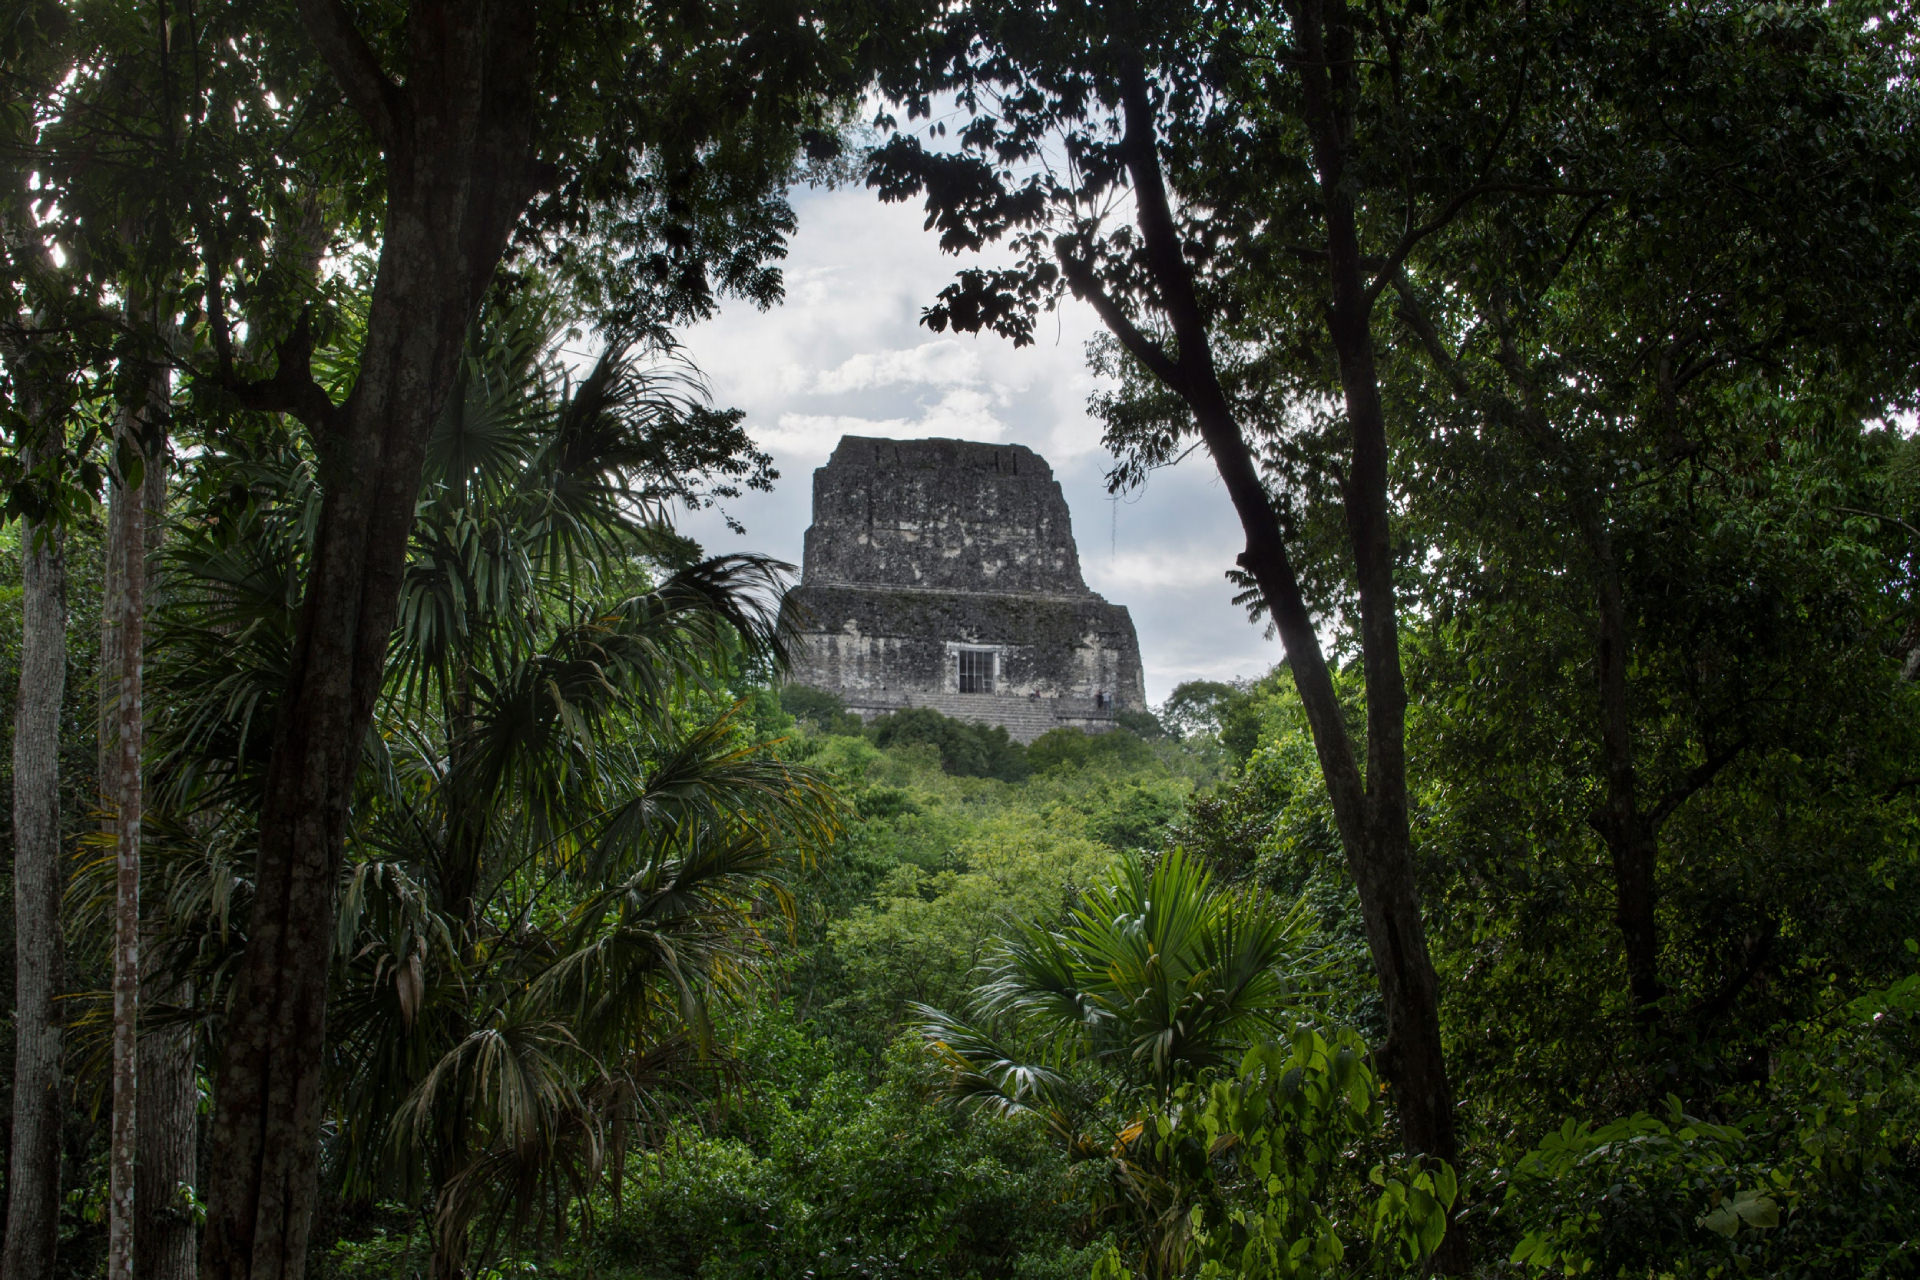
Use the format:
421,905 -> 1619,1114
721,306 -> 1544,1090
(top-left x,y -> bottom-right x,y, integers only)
801,436 -> 1087,593
784,436 -> 1146,741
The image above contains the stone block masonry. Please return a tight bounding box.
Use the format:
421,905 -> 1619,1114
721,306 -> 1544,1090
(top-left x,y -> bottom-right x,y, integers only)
782,436 -> 1146,742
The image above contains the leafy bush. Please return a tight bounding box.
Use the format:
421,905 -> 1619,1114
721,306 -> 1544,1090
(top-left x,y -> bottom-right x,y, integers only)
591,1032 -> 1092,1280
826,811 -> 1115,1040
1080,779 -> 1186,852
1500,1103 -> 1777,1277
1093,1029 -> 1455,1280
1026,727 -> 1155,775
1160,680 -> 1240,740
1498,964 -> 1920,1278
867,706 -> 1029,780
780,685 -> 867,736
1114,708 -> 1168,739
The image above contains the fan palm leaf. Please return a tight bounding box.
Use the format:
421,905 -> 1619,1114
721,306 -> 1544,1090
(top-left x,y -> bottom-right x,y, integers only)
129,286 -> 829,1279
932,847 -> 1322,1097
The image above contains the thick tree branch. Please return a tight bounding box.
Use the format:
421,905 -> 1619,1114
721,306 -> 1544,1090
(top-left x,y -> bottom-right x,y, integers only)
1366,182 -> 1615,306
1649,739 -> 1745,831
222,309 -> 340,432
1388,273 -> 1473,398
1545,197 -> 1613,289
1105,47 -> 1369,851
296,0 -> 401,150
1690,917 -> 1777,1029
1054,247 -> 1182,389
1115,58 -> 1213,382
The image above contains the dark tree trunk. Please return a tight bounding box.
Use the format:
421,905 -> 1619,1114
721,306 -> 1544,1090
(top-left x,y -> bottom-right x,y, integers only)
1285,10 -> 1462,1267
198,7 -> 540,1278
130,444 -> 197,1280
1072,6 -> 1458,1185
108,393 -> 154,1280
1052,10 -> 1461,1268
1483,306 -> 1670,1021
3,475 -> 68,1280
1586,542 -> 1665,1018
1290,2 -> 1455,1171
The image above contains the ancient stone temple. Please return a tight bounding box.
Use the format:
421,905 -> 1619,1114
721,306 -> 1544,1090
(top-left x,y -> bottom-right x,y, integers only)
782,435 -> 1146,742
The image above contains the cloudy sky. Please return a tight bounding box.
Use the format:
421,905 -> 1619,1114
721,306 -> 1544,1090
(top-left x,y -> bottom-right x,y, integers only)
672,182 -> 1283,705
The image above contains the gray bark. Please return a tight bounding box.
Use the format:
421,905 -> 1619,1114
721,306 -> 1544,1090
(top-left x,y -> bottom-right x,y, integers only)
3,502 -> 69,1280
135,1004 -> 198,1280
131,445 -> 195,1280
3,143 -> 73,1280
108,405 -> 151,1280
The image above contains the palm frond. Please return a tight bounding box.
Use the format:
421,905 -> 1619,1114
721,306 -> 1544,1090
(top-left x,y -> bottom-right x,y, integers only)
926,848 -> 1322,1102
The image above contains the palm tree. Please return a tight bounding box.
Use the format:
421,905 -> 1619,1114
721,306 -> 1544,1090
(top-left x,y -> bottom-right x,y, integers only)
87,289 -> 836,1278
920,846 -> 1319,1109
917,847 -> 1321,1280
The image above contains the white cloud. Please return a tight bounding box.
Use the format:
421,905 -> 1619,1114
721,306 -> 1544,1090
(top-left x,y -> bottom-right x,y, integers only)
675,183 -> 1281,701
757,387 -> 1009,454
1148,643 -> 1284,690
811,339 -> 987,395
1085,548 -> 1233,594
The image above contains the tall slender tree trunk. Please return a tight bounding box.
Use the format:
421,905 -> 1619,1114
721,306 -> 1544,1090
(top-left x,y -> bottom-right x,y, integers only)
1062,12 -> 1459,1268
1089,17 -> 1459,1173
3,463 -> 69,1280
129,444 -> 197,1280
107,393 -> 154,1280
1485,306 -> 1670,1022
3,169 -> 74,1280
199,8 -> 540,1278
1584,537 -> 1665,1018
1286,10 -> 1461,1266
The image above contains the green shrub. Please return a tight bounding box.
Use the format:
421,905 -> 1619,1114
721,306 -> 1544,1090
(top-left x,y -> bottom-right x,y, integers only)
1113,708 -> 1168,739
826,811 -> 1115,1035
592,1034 -> 1088,1280
780,685 -> 867,736
1498,965 -> 1920,1278
867,706 -> 1029,781
1026,727 -> 1154,775
1093,1029 -> 1455,1280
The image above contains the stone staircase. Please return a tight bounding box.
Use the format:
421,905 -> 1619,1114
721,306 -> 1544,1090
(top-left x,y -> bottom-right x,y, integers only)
843,690 -> 1115,744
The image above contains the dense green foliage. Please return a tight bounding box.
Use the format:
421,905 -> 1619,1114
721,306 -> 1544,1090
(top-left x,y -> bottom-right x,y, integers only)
6,2 -> 1920,1279
866,707 -> 1031,782
1095,1031 -> 1456,1280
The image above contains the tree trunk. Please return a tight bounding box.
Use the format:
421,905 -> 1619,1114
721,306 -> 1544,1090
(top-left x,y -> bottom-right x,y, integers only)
198,8 -> 540,1278
108,396 -> 154,1280
1586,543 -> 1665,1018
3,173 -> 74,1280
1485,303 -> 1668,1020
1067,9 -> 1460,1267
1075,8 -> 1459,1221
1252,0 -> 1458,1172
135,1001 -> 199,1280
1286,10 -> 1461,1267
131,444 -> 197,1280
3,482 -> 69,1280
